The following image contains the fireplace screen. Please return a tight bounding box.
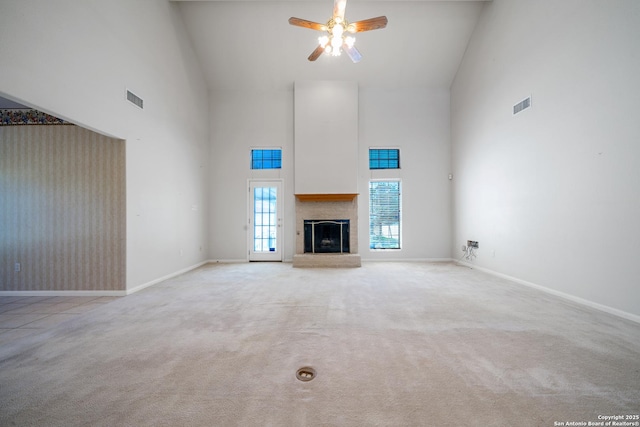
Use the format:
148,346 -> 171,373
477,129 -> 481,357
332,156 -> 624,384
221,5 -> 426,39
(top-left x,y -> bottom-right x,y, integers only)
304,220 -> 350,254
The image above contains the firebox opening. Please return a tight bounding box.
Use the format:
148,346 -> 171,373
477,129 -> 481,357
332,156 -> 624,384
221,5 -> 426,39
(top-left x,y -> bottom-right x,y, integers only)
304,220 -> 350,254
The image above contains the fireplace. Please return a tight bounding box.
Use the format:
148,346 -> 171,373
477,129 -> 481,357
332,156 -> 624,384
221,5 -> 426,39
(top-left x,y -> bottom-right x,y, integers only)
293,194 -> 361,267
304,220 -> 350,254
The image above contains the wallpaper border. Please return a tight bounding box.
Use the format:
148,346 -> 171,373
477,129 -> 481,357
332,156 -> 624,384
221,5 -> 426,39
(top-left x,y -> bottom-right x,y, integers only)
1,108 -> 68,125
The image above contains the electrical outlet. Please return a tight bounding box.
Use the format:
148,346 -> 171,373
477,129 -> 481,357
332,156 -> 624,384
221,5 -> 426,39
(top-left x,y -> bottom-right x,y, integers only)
467,240 -> 479,249
15,262 -> 21,272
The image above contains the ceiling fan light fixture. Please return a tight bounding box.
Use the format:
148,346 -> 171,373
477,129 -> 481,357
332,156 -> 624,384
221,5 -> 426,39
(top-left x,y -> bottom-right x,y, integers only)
330,36 -> 342,56
332,21 -> 344,38
289,0 -> 387,62
344,36 -> 356,49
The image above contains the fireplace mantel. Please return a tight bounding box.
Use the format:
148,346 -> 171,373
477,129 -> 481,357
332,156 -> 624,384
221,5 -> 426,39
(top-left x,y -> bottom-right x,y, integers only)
295,194 -> 358,203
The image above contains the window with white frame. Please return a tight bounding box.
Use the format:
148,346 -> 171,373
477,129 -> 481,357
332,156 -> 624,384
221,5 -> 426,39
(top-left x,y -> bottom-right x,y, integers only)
369,180 -> 401,249
369,148 -> 400,169
251,149 -> 282,169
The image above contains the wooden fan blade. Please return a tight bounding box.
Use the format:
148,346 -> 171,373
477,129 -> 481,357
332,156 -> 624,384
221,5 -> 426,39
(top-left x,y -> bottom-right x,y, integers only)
289,17 -> 325,31
350,16 -> 388,32
308,45 -> 325,61
333,0 -> 347,21
343,44 -> 362,63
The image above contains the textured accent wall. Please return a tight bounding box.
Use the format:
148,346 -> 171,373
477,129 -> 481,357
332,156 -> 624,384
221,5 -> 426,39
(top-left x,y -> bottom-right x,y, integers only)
0,125 -> 125,291
1,108 -> 67,125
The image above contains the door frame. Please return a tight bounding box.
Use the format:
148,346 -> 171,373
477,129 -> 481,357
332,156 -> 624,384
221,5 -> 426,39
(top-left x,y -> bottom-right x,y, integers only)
248,179 -> 283,261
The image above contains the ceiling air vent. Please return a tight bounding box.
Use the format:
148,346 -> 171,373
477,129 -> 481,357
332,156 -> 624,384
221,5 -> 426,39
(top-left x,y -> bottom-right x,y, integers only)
513,96 -> 531,115
126,90 -> 144,109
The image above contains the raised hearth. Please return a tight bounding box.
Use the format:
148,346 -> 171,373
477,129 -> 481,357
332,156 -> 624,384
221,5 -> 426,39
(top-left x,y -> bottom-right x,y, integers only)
293,253 -> 361,268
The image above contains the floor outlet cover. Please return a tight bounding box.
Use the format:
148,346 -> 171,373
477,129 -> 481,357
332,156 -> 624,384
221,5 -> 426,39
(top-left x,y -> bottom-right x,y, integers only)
296,367 -> 316,382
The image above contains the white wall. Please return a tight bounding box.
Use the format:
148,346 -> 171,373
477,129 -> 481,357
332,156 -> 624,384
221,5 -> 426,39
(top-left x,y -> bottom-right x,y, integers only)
359,88 -> 452,260
209,86 -> 452,262
0,0 -> 210,290
451,0 -> 640,317
209,89 -> 295,262
294,81 -> 359,195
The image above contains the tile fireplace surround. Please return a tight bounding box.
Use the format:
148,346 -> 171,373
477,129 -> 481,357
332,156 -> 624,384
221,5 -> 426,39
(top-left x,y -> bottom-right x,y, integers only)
293,194 -> 361,268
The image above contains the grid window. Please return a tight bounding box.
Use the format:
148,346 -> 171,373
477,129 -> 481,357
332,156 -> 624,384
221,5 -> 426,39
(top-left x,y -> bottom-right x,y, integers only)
251,149 -> 282,169
369,180 -> 401,250
369,149 -> 399,169
253,186 -> 277,252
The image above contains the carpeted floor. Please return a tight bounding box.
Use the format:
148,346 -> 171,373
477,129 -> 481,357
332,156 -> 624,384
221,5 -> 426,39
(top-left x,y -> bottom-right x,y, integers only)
0,262 -> 638,426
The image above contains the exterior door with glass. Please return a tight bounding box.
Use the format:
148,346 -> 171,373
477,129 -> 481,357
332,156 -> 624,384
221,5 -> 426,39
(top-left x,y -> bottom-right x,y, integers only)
249,180 -> 283,261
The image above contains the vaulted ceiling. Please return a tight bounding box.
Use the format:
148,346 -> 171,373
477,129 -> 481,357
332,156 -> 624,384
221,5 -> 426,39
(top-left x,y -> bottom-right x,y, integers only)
173,0 -> 488,91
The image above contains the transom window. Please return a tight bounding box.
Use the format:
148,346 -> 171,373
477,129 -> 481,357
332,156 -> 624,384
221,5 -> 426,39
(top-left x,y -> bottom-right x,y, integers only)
251,149 -> 282,170
369,180 -> 401,249
369,148 -> 399,169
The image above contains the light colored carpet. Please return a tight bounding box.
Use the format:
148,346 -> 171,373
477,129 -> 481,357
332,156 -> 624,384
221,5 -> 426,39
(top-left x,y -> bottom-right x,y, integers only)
0,262 -> 638,426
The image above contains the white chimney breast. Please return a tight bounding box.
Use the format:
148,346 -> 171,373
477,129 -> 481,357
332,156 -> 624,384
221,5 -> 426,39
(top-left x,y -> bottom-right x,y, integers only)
294,80 -> 358,195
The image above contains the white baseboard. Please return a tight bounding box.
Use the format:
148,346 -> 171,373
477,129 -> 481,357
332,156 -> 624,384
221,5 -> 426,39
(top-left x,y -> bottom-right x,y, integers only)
361,258 -> 455,263
207,259 -> 249,264
0,261 -> 213,297
204,258 -> 458,265
125,260 -> 211,295
0,290 -> 127,297
457,261 -> 640,324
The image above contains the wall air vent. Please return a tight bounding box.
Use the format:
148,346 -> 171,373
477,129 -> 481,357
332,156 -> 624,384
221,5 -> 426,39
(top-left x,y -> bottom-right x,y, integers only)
126,90 -> 144,109
513,96 -> 531,115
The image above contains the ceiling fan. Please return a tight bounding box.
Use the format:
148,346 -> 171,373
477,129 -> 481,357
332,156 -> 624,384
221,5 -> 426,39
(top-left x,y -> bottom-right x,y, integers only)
288,0 -> 388,63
